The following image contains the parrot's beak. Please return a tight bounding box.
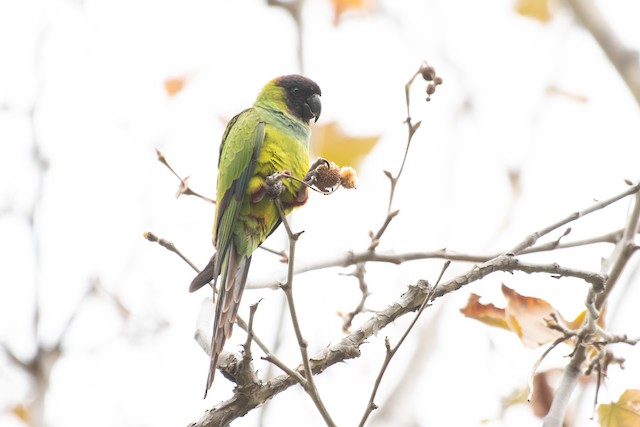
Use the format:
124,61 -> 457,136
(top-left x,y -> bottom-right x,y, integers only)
306,93 -> 322,123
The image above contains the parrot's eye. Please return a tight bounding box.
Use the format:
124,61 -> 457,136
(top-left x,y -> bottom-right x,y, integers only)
291,87 -> 301,96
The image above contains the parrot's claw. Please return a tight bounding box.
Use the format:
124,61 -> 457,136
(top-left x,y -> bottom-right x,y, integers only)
310,157 -> 330,172
304,172 -> 318,186
304,157 -> 330,184
264,172 -> 287,199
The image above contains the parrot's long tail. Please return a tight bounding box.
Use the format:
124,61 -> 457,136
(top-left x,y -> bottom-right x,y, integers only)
204,243 -> 252,397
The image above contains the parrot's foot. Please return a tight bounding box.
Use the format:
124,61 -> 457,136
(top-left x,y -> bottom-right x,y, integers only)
304,157 -> 330,186
264,171 -> 288,199
251,171 -> 291,203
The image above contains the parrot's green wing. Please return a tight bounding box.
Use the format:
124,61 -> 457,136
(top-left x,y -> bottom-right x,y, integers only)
205,112 -> 265,395
214,113 -> 265,275
189,111 -> 265,292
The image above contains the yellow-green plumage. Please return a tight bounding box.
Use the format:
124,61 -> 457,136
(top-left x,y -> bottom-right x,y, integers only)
190,75 -> 321,396
222,108 -> 310,255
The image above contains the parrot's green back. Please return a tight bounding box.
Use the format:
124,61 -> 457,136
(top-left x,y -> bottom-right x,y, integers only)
216,105 -> 310,258
190,75 -> 322,396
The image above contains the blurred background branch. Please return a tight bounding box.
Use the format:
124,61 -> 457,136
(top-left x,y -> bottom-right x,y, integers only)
565,0 -> 640,107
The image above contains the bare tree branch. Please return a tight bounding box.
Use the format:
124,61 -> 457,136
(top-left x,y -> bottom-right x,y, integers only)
168,177 -> 640,426
509,182 -> 640,255
190,230 -> 622,426
543,190 -> 640,427
358,262 -> 447,427
246,181 -> 640,291
275,199 -> 337,427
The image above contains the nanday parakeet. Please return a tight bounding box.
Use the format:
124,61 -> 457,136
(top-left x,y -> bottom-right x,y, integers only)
189,74 -> 322,396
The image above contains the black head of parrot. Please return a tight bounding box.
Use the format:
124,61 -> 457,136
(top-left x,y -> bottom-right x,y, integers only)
275,74 -> 322,124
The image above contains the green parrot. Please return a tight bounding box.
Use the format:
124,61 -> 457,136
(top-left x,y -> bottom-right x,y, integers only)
189,74 -> 322,396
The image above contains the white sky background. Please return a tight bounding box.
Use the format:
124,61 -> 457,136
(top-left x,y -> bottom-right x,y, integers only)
1,0 -> 640,426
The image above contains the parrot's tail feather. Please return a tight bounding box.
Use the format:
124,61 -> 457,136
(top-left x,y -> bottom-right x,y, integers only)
230,256 -> 251,322
190,254 -> 217,293
204,244 -> 252,396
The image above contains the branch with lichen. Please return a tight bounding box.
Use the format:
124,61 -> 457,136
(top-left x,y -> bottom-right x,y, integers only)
358,262 -> 448,427
177,181 -> 640,426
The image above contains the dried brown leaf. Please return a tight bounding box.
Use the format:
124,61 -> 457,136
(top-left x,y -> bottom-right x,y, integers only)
460,293 -> 510,330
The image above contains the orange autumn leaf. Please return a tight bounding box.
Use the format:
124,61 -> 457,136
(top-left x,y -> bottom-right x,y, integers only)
311,121 -> 379,170
460,293 -> 510,330
564,303 -> 606,331
565,309 -> 586,330
164,76 -> 187,96
501,284 -> 565,348
461,284 -> 572,348
515,0 -> 554,23
598,389 -> 640,427
11,404 -> 29,422
565,306 -> 610,364
331,0 -> 374,24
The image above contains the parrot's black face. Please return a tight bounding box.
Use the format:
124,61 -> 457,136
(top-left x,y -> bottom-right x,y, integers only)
276,74 -> 322,124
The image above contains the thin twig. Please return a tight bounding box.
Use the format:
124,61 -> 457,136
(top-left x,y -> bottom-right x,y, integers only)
543,190 -> 640,427
383,64 -> 425,216
510,182 -> 640,255
237,304 -> 307,385
527,336 -> 571,401
144,231 -> 200,272
340,263 -> 370,332
592,359 -> 603,419
368,210 -> 400,250
371,63 -> 433,251
525,228 -> 623,253
358,262 -> 448,427
242,301 -> 261,364
257,295 -> 288,427
261,353 -> 307,385
341,63 -> 437,328
274,199 -> 336,427
258,245 -> 289,262
155,148 -> 215,203
234,317 -> 270,357
597,190 -> 640,308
